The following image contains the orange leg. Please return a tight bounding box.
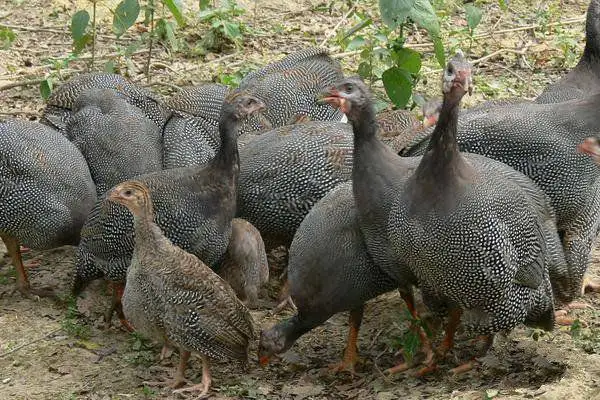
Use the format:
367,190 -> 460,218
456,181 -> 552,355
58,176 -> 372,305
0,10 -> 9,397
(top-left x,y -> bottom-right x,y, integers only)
104,282 -> 134,332
172,353 -> 211,398
2,235 -> 30,294
449,334 -> 493,375
329,307 -> 364,376
144,349 -> 190,389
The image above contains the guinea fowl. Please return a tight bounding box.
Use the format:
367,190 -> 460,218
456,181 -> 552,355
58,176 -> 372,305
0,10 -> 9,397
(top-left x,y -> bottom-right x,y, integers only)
238,47 -> 345,130
402,85 -> 600,308
377,99 -> 441,153
72,92 -> 266,326
218,218 -> 269,309
108,181 -> 254,398
322,79 -> 434,370
536,0 -> 600,103
162,83 -> 230,169
0,120 -> 96,296
40,72 -> 170,132
66,88 -> 163,196
258,182 -> 396,374
383,52 -> 558,374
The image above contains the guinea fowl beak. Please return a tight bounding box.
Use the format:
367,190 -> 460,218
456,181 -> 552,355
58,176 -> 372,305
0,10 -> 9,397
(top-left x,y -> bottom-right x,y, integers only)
455,69 -> 473,96
321,88 -> 350,114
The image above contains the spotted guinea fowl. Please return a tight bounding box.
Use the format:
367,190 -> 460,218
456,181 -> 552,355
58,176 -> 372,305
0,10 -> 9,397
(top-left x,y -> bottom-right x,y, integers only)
65,88 -> 163,196
402,87 -> 600,308
380,52 -> 559,374
163,49 -> 344,169
163,83 -> 230,169
323,79 -> 436,371
40,72 -> 171,133
108,180 -> 254,398
238,47 -> 346,131
72,92 -> 266,325
218,218 -> 269,309
0,120 -> 96,296
536,0 -> 600,103
258,182 -> 396,374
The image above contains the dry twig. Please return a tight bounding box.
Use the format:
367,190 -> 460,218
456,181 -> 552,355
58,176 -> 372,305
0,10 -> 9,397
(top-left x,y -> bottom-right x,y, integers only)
0,328 -> 61,358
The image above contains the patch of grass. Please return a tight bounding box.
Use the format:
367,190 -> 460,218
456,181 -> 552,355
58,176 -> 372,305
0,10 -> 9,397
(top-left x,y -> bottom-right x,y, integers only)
124,332 -> 156,367
569,319 -> 600,354
59,295 -> 91,340
140,385 -> 158,398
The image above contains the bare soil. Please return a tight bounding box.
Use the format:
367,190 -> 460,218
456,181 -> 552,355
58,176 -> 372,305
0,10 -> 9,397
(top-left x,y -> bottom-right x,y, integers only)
1,0 -> 599,399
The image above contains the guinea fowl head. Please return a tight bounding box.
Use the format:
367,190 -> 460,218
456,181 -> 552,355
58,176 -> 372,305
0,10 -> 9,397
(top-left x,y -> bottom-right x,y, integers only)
321,76 -> 372,122
107,180 -> 153,218
257,321 -> 295,365
223,91 -> 267,121
441,50 -> 472,103
578,136 -> 600,165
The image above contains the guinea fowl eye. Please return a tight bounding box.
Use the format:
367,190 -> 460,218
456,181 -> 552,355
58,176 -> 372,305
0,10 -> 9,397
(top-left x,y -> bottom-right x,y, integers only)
124,189 -> 132,196
344,83 -> 354,93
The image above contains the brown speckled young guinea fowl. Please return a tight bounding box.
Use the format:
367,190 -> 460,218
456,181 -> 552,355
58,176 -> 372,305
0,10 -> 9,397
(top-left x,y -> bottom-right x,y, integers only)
108,181 -> 254,398
219,218 -> 269,309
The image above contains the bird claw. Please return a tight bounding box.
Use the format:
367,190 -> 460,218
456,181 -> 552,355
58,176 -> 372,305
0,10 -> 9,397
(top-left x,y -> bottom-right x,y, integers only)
172,382 -> 210,398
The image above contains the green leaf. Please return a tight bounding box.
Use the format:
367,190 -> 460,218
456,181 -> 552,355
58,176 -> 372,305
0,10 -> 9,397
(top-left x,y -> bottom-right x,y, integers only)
162,0 -> 186,27
199,0 -> 211,11
104,60 -> 116,73
357,61 -> 372,79
222,21 -> 241,40
382,67 -> 413,108
0,26 -> 17,49
157,19 -> 178,51
346,36 -> 366,51
409,0 -> 439,36
498,0 -> 508,11
71,10 -> 90,41
379,0 -> 415,29
112,0 -> 140,38
391,47 -> 421,75
343,18 -> 372,40
465,4 -> 483,33
40,79 -> 53,100
433,35 -> 446,68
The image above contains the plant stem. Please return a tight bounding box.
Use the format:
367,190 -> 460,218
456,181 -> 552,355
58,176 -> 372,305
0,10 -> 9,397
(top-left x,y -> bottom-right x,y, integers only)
90,0 -> 97,70
145,0 -> 155,82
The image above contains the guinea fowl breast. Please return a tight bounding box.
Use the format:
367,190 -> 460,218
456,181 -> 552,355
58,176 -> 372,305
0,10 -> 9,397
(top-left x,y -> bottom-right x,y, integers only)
0,120 -> 96,295
66,88 -> 163,196
40,72 -> 171,132
109,180 -> 253,398
536,0 -> 600,103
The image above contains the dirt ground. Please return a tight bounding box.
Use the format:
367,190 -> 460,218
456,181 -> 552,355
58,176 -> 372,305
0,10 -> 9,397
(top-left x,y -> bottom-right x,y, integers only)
1,0 -> 600,399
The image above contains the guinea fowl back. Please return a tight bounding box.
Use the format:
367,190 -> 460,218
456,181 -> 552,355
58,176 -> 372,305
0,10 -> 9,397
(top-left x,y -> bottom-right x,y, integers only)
237,120 -> 353,249
66,88 -> 163,196
40,72 -> 171,132
536,0 -> 600,103
0,120 -> 96,248
163,84 -> 229,169
73,92 -> 265,293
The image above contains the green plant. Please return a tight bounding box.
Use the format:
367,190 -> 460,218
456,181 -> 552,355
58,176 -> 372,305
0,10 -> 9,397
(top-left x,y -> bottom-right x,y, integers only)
197,0 -> 245,52
60,296 -> 91,340
0,26 -> 17,49
389,309 -> 432,364
342,0 -> 450,109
